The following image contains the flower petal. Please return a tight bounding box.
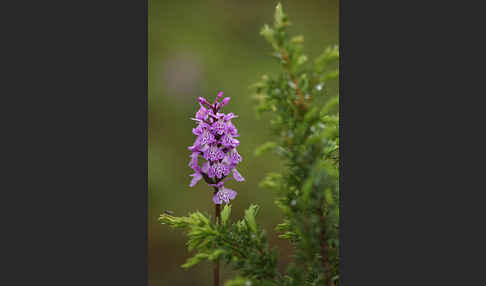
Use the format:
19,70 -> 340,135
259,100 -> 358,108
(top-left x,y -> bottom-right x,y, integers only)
189,172 -> 203,187
220,97 -> 231,108
224,112 -> 238,121
212,193 -> 222,205
224,188 -> 237,200
201,162 -> 210,174
188,152 -> 199,169
232,168 -> 245,182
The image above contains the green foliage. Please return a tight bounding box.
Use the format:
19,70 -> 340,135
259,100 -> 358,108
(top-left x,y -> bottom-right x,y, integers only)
220,204 -> 232,226
224,277 -> 251,286
160,3 -> 339,285
253,3 -> 339,285
254,141 -> 278,157
159,204 -> 280,284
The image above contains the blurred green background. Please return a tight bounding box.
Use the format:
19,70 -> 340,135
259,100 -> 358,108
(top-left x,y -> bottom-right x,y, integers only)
149,0 -> 338,285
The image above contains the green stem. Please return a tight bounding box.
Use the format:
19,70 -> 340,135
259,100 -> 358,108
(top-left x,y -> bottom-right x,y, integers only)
214,189 -> 221,286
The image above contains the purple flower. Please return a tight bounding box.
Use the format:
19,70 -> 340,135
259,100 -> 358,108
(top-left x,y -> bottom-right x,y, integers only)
207,164 -> 215,178
203,145 -> 225,161
200,129 -> 216,145
228,149 -> 242,164
226,123 -> 239,137
188,152 -> 199,171
220,97 -> 231,108
189,172 -> 203,187
192,121 -> 210,134
211,120 -> 227,135
188,144 -> 199,152
198,96 -> 211,108
188,92 -> 244,204
195,105 -> 209,120
201,161 -> 210,174
192,125 -> 203,136
208,162 -> 230,179
232,168 -> 245,182
223,112 -> 237,122
213,187 -> 237,205
221,133 -> 236,148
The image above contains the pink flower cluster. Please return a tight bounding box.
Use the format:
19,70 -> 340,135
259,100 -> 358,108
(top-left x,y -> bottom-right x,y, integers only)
188,92 -> 244,204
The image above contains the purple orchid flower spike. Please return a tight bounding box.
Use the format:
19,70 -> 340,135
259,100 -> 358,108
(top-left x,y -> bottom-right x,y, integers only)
188,91 -> 244,205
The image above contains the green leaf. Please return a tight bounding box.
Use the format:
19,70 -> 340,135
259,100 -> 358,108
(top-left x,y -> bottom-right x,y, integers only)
321,96 -> 339,115
291,35 -> 304,44
304,106 -> 319,123
254,141 -> 278,157
274,3 -> 287,28
259,172 -> 282,190
181,253 -> 209,268
221,204 -> 232,226
224,277 -> 252,286
260,24 -> 275,43
297,55 -> 308,66
324,188 -> 335,205
208,249 -> 227,260
244,204 -> 259,233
